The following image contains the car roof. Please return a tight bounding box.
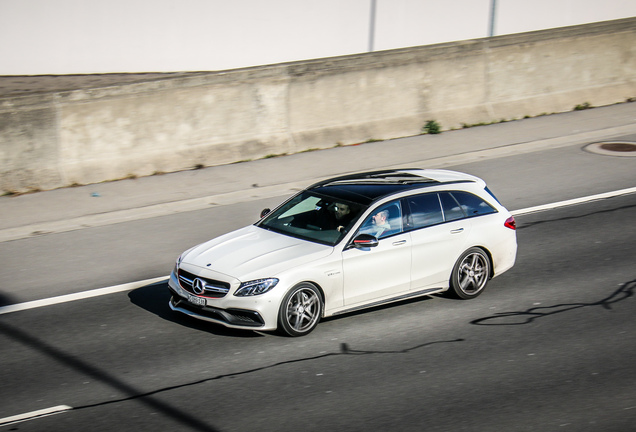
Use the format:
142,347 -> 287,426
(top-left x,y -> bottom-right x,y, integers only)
307,169 -> 482,205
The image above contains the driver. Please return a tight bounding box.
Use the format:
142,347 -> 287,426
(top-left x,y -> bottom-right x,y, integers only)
330,202 -> 352,232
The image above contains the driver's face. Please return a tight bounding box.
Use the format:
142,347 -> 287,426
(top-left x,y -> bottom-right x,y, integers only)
335,204 -> 350,219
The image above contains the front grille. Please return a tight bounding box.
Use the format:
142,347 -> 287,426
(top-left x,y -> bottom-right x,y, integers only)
178,269 -> 230,298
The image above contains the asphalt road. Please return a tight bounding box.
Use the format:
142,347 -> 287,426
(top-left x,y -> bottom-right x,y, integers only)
1,137 -> 635,431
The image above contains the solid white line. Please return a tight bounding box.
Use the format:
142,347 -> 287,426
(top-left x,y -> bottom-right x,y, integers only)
0,187 -> 634,316
511,186 -> 636,216
0,405 -> 72,427
0,276 -> 167,316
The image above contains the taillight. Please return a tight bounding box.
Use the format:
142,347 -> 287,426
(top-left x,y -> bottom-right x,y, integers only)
504,216 -> 516,230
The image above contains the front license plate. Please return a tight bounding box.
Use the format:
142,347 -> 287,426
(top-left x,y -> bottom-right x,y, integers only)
188,295 -> 206,307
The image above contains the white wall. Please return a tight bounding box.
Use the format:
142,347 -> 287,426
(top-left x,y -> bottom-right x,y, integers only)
373,0 -> 492,50
496,0 -> 636,35
1,0 -> 635,75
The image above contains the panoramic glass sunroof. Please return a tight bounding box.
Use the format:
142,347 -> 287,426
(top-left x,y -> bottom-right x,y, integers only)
306,170 -> 440,204
313,181 -> 431,205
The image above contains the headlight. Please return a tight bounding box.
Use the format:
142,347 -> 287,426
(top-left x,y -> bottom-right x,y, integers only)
174,246 -> 196,273
173,253 -> 184,274
234,278 -> 279,296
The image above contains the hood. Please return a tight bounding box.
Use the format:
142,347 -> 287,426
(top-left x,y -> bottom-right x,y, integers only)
183,225 -> 333,280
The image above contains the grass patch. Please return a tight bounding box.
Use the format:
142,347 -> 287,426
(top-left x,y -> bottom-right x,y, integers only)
574,102 -> 592,111
422,120 -> 441,134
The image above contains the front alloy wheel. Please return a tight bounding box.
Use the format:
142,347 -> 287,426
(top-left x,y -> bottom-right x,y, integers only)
450,247 -> 491,299
278,283 -> 322,337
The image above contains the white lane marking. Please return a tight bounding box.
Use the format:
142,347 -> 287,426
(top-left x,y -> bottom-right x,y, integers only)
0,187 -> 635,316
0,405 -> 72,427
0,276 -> 167,316
511,186 -> 636,216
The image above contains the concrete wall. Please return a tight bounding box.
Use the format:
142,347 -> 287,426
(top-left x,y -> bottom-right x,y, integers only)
1,18 -> 635,194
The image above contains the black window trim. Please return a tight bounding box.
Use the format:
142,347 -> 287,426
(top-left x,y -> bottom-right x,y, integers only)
402,190 -> 499,233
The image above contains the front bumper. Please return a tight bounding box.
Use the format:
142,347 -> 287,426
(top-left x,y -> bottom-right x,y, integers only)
169,292 -> 265,328
168,270 -> 277,331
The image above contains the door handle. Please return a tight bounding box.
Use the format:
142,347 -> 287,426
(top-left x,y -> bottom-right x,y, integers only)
450,228 -> 464,234
392,240 -> 407,246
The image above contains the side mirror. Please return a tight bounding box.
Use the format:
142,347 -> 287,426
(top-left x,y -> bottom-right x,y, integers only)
352,233 -> 379,249
260,208 -> 271,218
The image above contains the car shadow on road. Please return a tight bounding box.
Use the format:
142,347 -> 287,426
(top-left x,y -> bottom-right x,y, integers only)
470,278 -> 635,326
129,281 -> 446,338
0,292 -> 15,308
321,293 -> 439,325
127,281 -> 264,338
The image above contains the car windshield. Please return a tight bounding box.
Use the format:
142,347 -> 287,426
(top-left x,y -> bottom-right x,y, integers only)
256,191 -> 367,246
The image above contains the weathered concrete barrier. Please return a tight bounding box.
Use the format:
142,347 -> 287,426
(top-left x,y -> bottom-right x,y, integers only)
1,17 -> 635,193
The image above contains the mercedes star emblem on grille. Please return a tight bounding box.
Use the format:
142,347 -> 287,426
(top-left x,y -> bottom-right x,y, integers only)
192,278 -> 206,295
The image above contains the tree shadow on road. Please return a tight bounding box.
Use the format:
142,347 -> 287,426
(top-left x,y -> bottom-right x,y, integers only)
0,318 -> 222,432
470,278 -> 635,326
0,313 -> 464,430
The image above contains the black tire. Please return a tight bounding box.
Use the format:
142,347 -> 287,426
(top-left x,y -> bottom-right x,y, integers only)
449,247 -> 491,299
278,282 -> 323,337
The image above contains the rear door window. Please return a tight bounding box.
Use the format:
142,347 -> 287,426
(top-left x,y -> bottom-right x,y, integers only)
405,193 -> 444,229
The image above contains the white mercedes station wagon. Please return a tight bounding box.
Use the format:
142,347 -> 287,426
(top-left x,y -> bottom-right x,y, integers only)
168,169 -> 517,336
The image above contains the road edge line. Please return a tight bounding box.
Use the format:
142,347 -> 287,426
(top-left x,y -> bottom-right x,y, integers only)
0,276 -> 168,316
511,186 -> 636,216
0,405 -> 73,427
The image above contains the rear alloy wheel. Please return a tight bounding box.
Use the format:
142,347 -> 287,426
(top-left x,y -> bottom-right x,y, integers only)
278,283 -> 322,337
450,247 -> 491,299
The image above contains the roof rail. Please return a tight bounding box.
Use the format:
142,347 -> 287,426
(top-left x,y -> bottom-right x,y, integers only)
307,168 -> 425,189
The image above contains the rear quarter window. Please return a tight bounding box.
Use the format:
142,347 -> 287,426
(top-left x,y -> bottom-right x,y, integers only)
450,191 -> 497,217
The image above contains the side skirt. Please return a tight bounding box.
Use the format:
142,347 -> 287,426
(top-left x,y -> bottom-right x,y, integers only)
330,287 -> 446,317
